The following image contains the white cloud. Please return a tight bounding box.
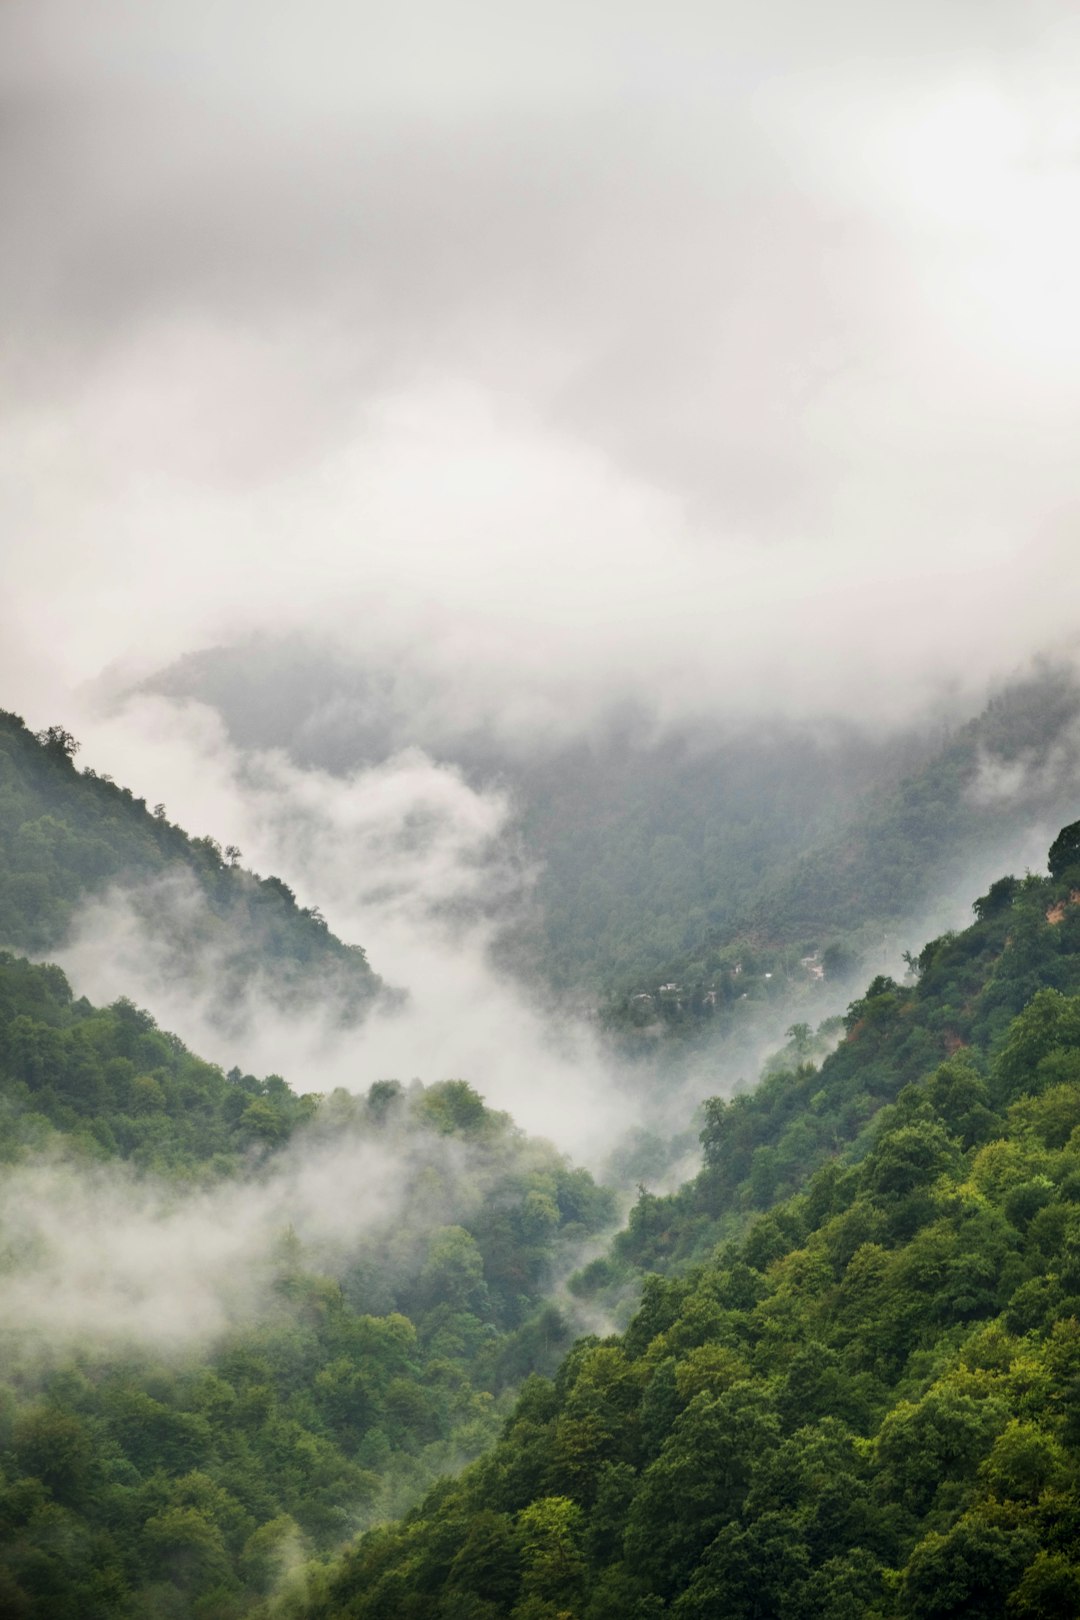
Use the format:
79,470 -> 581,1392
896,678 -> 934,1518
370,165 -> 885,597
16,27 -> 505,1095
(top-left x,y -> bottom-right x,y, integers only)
50,695 -> 627,1160
2,2 -> 1080,740
0,1109 -> 546,1356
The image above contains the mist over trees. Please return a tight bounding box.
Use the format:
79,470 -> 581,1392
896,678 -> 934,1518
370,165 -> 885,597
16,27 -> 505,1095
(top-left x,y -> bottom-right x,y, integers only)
149,649 -> 1080,1033
0,712 -> 389,1034
0,952 -> 615,1615
5,705 -> 1080,1616
290,840 -> 1080,1620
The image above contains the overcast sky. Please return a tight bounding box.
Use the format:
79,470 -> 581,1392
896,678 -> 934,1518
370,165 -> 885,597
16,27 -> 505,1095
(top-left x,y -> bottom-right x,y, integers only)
3,0 -> 1080,738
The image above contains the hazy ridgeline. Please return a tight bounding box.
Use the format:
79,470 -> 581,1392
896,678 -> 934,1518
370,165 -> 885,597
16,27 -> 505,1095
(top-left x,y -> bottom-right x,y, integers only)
147,648 -> 1080,999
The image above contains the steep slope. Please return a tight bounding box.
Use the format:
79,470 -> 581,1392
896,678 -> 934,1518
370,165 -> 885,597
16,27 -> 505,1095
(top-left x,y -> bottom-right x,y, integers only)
145,638 -> 932,993
148,645 -> 1080,1012
599,667 -> 1080,1038
608,865 -> 1080,1274
0,710 -> 388,1029
303,831 -> 1080,1620
0,950 -> 317,1175
0,958 -> 615,1619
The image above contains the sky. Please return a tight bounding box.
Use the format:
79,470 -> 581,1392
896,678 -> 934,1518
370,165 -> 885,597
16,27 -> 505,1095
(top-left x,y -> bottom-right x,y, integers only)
3,0 -> 1080,743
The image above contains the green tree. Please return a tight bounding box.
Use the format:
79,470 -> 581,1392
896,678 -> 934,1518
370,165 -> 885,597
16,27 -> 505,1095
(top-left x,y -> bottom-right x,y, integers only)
900,1516 -> 1036,1619
517,1496 -> 586,1607
1048,820 -> 1080,880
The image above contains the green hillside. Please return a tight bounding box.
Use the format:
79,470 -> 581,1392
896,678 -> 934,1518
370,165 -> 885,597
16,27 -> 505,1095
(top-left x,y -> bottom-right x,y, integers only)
0,957 -> 615,1618
0,949 -> 317,1175
0,710 -> 616,1618
598,669 -> 1080,1040
7,687 -> 1080,1620
605,867 -> 1080,1274
301,831 -> 1080,1620
0,711 -> 387,1025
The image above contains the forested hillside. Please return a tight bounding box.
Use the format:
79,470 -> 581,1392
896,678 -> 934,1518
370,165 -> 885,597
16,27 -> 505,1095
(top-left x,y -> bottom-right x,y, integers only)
0,712 -> 387,1027
0,957 -> 615,1618
597,670 -> 1080,1040
151,648 -> 1080,1011
0,951 -> 320,1174
301,828 -> 1080,1620
7,692 -> 1080,1620
605,863 -> 1080,1274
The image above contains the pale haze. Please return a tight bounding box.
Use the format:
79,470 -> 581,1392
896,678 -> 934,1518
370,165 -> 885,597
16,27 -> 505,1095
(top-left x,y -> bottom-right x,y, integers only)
3,0 -> 1080,738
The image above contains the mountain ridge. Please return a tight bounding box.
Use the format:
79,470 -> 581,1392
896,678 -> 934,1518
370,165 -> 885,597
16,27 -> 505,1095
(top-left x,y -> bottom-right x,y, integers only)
0,709 -> 391,1034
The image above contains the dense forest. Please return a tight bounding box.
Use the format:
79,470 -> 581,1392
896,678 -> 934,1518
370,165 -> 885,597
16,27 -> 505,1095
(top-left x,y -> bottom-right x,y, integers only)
297,830 -> 1080,1619
0,724 -> 619,1615
0,711 -> 387,1030
0,954 -> 615,1617
5,715 -> 1080,1618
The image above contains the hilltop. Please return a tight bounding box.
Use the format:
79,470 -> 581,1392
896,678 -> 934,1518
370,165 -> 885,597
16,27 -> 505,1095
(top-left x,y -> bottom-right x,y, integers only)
0,710 -> 389,1030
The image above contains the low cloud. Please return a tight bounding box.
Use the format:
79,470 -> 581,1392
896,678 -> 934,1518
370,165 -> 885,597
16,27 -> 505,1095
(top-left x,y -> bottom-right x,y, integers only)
50,695 -> 628,1161
967,719 -> 1080,815
0,1103 -> 552,1357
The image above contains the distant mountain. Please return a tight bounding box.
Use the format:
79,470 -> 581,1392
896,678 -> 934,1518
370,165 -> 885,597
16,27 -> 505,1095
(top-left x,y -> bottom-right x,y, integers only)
148,644 -> 1080,1009
143,639 -> 935,988
600,666 -> 1080,1038
0,709 -> 389,1029
740,666 -> 1080,951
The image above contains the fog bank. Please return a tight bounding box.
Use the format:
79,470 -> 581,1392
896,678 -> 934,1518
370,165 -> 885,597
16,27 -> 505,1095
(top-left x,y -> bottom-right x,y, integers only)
51,696 -> 629,1163
3,1 -> 1080,742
